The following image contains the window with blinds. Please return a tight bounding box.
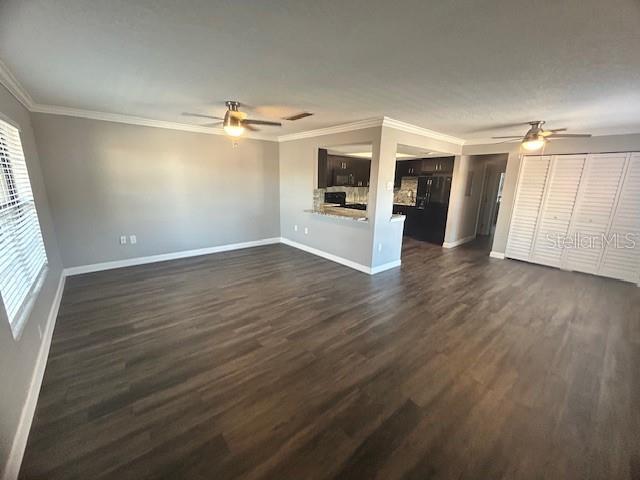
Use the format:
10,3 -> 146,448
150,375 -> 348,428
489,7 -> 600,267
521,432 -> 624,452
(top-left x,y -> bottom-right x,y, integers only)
0,117 -> 48,338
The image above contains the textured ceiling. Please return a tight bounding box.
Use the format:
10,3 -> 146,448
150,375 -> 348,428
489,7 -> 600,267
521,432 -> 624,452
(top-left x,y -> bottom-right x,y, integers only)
1,0 -> 639,140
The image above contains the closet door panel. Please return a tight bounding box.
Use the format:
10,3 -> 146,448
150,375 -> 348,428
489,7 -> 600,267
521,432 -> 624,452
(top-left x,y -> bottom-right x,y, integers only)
505,156 -> 551,261
564,154 -> 627,275
531,155 -> 586,267
599,154 -> 640,283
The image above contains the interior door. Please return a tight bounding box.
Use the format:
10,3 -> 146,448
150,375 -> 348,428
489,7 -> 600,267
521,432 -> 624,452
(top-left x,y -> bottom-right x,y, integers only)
530,155 -> 587,268
563,153 -> 628,275
505,156 -> 551,261
598,153 -> 640,283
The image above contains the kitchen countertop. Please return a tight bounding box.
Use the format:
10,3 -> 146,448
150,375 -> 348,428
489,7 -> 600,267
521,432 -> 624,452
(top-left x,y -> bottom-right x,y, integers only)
306,204 -> 406,223
306,206 -> 368,221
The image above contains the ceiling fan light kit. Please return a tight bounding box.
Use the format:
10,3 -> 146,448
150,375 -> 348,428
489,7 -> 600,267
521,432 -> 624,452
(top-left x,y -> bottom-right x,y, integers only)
183,100 -> 299,138
492,120 -> 591,151
222,102 -> 245,137
521,132 -> 546,151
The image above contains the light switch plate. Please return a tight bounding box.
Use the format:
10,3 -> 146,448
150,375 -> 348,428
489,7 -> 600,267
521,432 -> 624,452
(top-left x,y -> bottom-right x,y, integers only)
129,235 -> 137,245
119,235 -> 127,245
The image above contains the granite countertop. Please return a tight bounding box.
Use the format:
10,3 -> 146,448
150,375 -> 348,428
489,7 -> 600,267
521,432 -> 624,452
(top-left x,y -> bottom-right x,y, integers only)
306,204 -> 406,223
306,205 -> 368,221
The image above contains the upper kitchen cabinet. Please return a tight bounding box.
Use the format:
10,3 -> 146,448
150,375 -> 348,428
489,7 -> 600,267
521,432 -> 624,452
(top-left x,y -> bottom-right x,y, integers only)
394,159 -> 422,187
318,148 -> 371,187
422,157 -> 454,173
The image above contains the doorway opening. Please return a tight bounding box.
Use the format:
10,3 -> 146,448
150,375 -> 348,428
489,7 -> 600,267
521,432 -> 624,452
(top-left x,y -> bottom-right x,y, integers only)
476,156 -> 508,246
392,144 -> 455,246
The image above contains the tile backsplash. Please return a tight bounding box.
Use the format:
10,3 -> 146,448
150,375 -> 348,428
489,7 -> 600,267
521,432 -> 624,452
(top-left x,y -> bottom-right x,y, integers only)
315,177 -> 418,208
325,186 -> 369,203
394,177 -> 417,205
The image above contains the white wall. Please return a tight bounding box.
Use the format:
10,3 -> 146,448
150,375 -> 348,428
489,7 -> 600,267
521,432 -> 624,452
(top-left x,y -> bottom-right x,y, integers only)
0,85 -> 63,479
279,127 -> 382,268
444,155 -> 476,245
373,126 -> 463,266
443,154 -> 507,246
476,159 -> 507,235
32,114 -> 281,268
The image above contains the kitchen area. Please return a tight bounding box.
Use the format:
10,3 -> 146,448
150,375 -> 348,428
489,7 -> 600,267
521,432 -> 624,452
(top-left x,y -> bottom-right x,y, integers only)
312,144 -> 455,245
313,147 -> 372,221
392,156 -> 454,245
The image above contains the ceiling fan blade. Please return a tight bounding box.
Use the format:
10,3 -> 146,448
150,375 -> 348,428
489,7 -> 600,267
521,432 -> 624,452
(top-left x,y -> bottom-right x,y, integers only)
466,122 -> 532,134
541,128 -> 567,137
202,122 -> 223,128
283,112 -> 313,121
182,112 -> 224,120
243,119 -> 283,127
549,133 -> 592,138
493,139 -> 522,144
244,124 -> 260,132
491,136 -> 522,139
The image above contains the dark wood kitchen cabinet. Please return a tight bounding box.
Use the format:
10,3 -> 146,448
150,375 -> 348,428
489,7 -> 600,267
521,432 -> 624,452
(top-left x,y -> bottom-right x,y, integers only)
318,149 -> 329,188
393,204 -> 415,234
422,157 -> 454,173
318,150 -> 371,187
349,158 -> 371,187
394,159 -> 422,187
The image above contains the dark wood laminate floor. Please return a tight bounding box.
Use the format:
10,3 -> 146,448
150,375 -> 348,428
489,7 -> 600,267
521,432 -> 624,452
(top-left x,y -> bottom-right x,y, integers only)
20,238 -> 640,480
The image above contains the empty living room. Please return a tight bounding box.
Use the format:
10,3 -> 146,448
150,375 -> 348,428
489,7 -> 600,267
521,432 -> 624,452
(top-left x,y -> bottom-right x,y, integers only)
1,1 -> 639,479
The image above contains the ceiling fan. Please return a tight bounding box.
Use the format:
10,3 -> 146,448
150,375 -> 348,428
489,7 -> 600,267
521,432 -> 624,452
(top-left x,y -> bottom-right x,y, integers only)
183,101 -> 283,137
492,121 -> 591,151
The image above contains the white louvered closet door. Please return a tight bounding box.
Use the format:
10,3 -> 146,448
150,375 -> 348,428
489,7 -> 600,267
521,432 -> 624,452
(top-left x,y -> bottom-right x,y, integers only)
530,155 -> 586,268
505,156 -> 551,261
563,153 -> 628,275
598,154 -> 640,283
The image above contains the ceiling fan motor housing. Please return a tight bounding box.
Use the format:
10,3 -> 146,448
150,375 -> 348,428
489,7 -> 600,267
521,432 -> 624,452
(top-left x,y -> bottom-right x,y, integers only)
225,100 -> 240,111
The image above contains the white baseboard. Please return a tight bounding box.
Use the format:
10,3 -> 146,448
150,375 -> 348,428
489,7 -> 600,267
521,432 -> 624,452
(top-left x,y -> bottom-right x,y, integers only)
280,237 -> 377,274
442,235 -> 476,249
280,237 -> 370,273
64,237 -> 403,278
370,260 -> 402,274
489,251 -> 505,259
280,238 -> 401,275
3,273 -> 65,480
63,238 -> 281,276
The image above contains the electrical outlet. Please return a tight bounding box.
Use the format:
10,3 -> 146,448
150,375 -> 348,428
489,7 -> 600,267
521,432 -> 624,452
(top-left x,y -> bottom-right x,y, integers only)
129,235 -> 137,245
304,227 -> 309,235
386,181 -> 394,191
378,243 -> 383,252
294,225 -> 298,232
119,235 -> 127,245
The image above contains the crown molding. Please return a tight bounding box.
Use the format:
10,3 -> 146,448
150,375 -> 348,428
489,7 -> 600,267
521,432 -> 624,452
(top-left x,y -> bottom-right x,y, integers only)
277,116 -> 467,145
381,117 -> 466,146
29,104 -> 277,141
0,58 -> 35,110
0,57 -> 276,141
1,57 -> 466,145
277,117 -> 383,142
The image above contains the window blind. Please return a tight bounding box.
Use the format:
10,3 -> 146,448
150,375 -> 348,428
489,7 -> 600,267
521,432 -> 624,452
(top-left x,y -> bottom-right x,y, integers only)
0,117 -> 47,337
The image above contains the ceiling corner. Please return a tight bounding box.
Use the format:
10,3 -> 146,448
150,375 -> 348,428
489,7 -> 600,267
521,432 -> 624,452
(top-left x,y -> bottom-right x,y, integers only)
0,57 -> 35,110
